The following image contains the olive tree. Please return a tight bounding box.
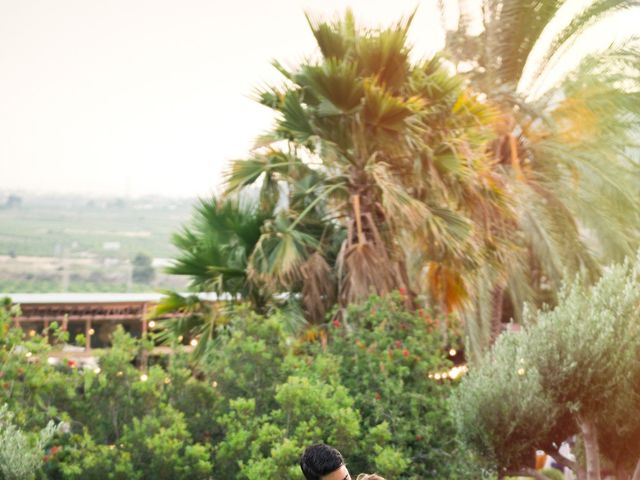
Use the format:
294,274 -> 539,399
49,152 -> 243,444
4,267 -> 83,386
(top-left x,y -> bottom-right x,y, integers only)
526,257 -> 640,480
453,331 -> 573,479
0,405 -> 57,480
455,255 -> 640,480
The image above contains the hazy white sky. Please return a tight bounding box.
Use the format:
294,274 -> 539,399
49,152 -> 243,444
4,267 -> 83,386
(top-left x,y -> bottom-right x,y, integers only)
0,0 -> 447,197
0,1 -> 638,198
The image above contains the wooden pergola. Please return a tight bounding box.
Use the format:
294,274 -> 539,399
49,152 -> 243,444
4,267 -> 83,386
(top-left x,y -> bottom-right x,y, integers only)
8,293 -> 218,352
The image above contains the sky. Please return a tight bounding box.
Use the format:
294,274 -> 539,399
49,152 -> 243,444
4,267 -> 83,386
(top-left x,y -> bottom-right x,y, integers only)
0,0 -> 638,198
0,0 -> 447,198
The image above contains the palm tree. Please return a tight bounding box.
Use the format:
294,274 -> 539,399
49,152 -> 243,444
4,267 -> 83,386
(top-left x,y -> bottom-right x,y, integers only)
225,10 -> 515,322
168,197 -> 267,302
149,196 -> 268,352
439,0 -> 640,357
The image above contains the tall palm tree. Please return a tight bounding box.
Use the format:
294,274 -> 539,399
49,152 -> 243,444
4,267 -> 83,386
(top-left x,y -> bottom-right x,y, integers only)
439,0 -> 640,357
225,10 -> 515,321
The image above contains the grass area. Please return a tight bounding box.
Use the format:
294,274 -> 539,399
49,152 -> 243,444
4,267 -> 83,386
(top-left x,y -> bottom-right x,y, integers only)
0,195 -> 193,259
0,193 -> 194,292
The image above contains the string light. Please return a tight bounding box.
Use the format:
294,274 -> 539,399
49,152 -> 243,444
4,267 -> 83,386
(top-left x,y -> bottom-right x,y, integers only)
429,365 -> 468,381
28,329 -> 36,337
116,371 -> 124,377
517,368 -> 526,376
449,348 -> 457,357
190,338 -> 198,347
178,335 -> 184,342
448,365 -> 468,379
164,377 -> 171,385
148,320 -> 156,329
88,328 -> 95,336
140,374 -> 148,382
93,367 -> 101,374
211,381 -> 218,388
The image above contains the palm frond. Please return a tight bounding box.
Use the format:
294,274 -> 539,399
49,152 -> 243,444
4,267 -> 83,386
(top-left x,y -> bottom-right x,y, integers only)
305,9 -> 355,60
299,59 -> 364,113
362,80 -> 422,133
278,91 -> 314,141
490,0 -> 567,85
300,251 -> 336,323
530,0 -> 640,86
355,10 -> 416,91
168,196 -> 265,296
248,216 -> 320,288
150,291 -> 227,358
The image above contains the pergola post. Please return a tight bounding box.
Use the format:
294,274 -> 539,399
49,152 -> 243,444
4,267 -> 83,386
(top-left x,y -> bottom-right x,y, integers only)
85,318 -> 92,351
140,303 -> 148,370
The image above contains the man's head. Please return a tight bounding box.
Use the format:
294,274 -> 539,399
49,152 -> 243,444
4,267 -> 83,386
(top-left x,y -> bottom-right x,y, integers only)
300,444 -> 351,480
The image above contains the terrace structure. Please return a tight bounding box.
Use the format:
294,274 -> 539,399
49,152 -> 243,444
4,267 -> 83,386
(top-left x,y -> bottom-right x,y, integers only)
6,292 -> 218,363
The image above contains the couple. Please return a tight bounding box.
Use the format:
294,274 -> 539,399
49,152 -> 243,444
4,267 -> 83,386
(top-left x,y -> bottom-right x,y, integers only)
300,444 -> 384,480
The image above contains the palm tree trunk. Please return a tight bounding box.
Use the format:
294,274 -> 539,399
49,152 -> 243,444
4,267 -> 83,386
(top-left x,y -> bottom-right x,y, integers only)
339,193 -> 409,305
489,284 -> 505,345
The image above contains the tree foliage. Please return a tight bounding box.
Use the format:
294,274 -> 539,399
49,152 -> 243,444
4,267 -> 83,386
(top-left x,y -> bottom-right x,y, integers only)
0,296 -> 467,479
455,255 -> 640,479
224,10 -> 514,323
441,0 -> 640,357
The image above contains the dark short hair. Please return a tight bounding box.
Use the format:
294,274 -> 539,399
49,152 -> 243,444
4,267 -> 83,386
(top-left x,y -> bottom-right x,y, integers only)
300,444 -> 345,480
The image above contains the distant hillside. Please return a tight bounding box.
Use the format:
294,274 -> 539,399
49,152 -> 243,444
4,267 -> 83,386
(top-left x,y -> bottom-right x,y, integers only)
0,193 -> 195,293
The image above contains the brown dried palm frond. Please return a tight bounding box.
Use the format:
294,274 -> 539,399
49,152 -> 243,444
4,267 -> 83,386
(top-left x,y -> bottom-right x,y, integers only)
301,251 -> 336,323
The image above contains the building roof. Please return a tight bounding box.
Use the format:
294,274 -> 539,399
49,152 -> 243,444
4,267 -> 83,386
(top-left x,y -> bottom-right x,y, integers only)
3,292 -> 222,305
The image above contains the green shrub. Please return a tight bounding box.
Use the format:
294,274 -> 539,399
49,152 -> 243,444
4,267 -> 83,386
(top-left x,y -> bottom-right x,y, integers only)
541,468 -> 565,480
57,432 -> 138,480
0,295 -> 465,479
0,404 -> 57,480
318,294 -> 462,479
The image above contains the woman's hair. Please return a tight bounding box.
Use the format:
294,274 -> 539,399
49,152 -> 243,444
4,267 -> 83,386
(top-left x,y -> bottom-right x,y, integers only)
356,474 -> 385,480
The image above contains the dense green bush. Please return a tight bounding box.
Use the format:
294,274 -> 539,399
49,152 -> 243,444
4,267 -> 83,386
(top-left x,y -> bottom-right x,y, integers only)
0,295 -> 466,479
314,295 -> 465,479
